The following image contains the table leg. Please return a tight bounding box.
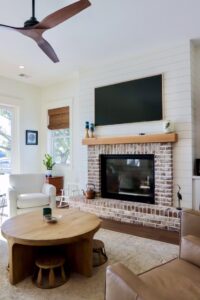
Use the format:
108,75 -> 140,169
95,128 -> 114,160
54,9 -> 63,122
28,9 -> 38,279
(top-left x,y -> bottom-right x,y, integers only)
8,241 -> 35,284
67,237 -> 93,277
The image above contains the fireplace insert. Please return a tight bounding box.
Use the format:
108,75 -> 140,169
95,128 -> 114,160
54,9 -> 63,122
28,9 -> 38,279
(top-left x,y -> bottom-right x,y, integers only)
100,154 -> 155,204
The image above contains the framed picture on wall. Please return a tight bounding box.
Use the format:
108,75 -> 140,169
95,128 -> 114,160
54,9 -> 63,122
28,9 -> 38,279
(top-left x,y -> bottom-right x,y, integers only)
26,130 -> 38,145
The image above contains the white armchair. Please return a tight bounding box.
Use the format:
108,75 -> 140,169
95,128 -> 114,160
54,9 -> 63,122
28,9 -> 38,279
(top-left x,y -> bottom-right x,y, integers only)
7,174 -> 56,217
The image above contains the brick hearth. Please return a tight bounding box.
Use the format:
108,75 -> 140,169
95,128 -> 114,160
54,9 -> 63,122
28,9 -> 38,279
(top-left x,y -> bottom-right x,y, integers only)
69,198 -> 181,231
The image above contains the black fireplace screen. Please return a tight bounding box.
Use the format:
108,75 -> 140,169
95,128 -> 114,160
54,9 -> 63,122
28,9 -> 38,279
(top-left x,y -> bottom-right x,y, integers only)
100,154 -> 155,204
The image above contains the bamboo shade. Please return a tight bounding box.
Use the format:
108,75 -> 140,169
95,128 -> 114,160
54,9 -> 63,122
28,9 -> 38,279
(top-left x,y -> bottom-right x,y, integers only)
48,106 -> 69,130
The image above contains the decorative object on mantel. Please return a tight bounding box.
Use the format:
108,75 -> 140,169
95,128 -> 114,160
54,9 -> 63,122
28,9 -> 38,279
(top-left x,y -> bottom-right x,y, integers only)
89,123 -> 95,138
26,130 -> 38,145
85,121 -> 90,138
82,183 -> 96,199
163,120 -> 174,133
43,153 -> 55,177
176,185 -> 182,210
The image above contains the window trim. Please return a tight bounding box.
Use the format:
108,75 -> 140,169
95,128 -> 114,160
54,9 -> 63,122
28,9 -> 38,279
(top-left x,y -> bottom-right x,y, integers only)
0,100 -> 20,173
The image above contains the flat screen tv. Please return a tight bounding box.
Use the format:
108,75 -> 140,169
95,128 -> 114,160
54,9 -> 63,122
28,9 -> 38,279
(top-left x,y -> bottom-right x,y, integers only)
95,74 -> 162,126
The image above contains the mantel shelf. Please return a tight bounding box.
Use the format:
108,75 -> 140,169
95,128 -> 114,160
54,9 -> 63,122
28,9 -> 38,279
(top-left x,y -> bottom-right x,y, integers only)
82,133 -> 178,146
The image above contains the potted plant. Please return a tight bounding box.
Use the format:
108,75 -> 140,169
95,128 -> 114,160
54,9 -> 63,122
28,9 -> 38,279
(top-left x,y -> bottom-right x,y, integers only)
43,154 -> 55,177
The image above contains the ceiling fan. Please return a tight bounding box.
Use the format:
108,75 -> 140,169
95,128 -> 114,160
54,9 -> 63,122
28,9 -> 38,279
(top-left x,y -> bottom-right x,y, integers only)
0,0 -> 91,63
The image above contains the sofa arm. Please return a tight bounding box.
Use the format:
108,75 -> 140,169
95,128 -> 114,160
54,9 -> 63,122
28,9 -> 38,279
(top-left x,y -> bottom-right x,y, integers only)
181,210 -> 200,238
42,183 -> 56,196
42,183 -> 56,207
7,186 -> 17,217
105,263 -> 159,300
180,235 -> 200,267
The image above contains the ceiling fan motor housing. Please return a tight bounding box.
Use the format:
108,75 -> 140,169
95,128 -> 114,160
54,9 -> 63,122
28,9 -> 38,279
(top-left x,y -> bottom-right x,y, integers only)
24,17 -> 39,28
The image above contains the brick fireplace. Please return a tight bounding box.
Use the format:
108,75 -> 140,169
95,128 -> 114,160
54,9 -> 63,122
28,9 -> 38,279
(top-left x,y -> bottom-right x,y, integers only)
70,134 -> 181,231
88,143 -> 173,206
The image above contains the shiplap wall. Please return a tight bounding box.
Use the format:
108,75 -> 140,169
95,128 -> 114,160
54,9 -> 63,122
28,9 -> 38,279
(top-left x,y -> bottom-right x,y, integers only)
191,44 -> 200,161
191,43 -> 200,209
78,41 -> 193,208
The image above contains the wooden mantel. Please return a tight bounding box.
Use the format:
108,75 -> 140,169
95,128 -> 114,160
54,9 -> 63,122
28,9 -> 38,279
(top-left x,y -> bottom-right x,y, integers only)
82,133 -> 178,146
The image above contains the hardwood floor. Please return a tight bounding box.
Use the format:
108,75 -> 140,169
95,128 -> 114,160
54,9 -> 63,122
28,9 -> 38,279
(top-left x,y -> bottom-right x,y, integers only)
101,218 -> 179,245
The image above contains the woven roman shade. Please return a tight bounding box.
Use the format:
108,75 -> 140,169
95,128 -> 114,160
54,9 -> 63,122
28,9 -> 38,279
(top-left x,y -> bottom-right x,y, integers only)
48,106 -> 69,130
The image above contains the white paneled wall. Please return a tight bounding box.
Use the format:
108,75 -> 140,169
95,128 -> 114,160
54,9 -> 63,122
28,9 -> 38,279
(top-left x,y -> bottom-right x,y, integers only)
78,41 -> 193,208
191,44 -> 200,161
191,43 -> 200,209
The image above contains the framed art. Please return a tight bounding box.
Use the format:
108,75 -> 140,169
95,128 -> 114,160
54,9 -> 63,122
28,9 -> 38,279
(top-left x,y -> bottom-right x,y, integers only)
26,130 -> 38,145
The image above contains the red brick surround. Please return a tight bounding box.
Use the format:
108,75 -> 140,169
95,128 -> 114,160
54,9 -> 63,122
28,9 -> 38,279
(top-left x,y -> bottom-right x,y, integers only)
88,142 -> 173,206
80,141 -> 181,231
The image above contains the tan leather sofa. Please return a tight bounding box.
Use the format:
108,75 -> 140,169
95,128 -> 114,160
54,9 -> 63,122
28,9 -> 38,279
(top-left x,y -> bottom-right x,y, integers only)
106,210 -> 200,300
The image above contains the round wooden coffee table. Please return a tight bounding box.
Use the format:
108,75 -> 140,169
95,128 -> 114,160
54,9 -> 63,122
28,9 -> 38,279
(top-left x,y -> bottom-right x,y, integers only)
1,208 -> 101,285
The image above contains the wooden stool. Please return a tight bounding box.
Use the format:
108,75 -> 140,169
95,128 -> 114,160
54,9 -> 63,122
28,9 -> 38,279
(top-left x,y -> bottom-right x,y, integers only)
34,253 -> 68,289
93,239 -> 108,267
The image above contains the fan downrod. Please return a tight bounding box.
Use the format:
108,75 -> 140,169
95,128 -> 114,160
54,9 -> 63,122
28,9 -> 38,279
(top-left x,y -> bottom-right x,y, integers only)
24,0 -> 39,27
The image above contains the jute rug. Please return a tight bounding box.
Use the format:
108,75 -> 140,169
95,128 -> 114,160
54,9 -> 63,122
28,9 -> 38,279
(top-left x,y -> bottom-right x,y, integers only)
0,229 -> 178,300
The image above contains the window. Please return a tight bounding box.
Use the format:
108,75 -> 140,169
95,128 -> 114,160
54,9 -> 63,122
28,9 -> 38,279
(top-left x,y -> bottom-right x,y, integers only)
0,106 -> 12,174
51,128 -> 70,165
48,106 -> 70,166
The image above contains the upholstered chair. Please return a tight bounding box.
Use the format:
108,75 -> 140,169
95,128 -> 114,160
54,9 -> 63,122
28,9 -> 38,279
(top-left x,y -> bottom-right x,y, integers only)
7,174 -> 56,217
105,210 -> 200,300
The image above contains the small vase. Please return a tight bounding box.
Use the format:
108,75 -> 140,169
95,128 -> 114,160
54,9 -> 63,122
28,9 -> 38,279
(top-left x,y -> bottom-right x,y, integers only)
85,128 -> 89,138
46,169 -> 52,177
85,121 -> 89,138
90,123 -> 95,138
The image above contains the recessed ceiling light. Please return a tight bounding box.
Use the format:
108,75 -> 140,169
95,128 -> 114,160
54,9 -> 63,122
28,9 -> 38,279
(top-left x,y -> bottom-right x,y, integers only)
18,73 -> 30,79
19,65 -> 25,69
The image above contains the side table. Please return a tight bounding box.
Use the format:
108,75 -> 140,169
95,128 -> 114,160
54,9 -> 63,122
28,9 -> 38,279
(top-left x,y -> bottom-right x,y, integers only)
46,176 -> 64,196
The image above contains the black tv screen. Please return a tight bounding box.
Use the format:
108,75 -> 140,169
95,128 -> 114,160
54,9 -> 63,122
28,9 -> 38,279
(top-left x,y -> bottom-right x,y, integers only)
95,75 -> 162,126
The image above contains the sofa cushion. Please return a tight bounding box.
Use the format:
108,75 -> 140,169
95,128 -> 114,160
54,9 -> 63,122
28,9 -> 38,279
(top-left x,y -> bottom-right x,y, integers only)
180,235 -> 200,267
139,258 -> 200,300
17,193 -> 49,208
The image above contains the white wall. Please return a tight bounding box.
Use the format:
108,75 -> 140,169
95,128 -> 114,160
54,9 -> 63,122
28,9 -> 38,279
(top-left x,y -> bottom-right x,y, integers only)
191,44 -> 200,162
0,41 -> 195,209
0,76 -> 42,173
40,76 -> 80,187
78,41 -> 193,208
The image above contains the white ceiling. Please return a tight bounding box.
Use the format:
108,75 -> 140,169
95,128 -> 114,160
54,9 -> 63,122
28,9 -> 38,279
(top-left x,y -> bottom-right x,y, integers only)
0,0 -> 200,87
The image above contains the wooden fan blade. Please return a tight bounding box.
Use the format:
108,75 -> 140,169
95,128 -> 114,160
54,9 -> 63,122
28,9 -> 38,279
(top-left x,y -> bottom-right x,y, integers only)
0,23 -> 43,38
0,24 -> 58,62
36,37 -> 59,63
35,0 -> 91,30
0,24 -> 24,31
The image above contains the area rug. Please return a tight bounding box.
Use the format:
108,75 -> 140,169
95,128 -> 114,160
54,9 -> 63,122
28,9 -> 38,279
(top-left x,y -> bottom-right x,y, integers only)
0,229 -> 178,300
